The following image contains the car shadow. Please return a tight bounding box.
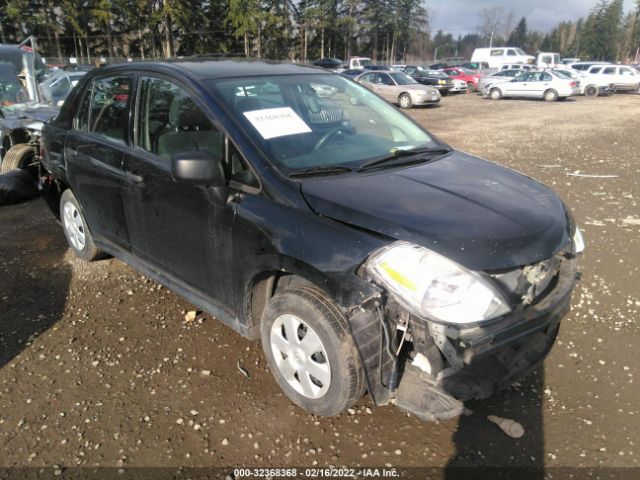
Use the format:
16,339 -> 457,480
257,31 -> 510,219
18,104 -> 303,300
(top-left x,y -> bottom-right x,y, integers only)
444,368 -> 545,480
0,198 -> 71,369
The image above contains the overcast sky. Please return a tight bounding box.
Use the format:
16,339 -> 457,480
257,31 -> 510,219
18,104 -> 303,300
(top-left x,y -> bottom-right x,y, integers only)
429,0 -> 636,36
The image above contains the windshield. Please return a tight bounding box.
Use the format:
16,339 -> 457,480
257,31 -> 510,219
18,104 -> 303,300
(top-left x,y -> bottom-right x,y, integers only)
389,72 -> 418,85
553,70 -> 572,79
420,69 -> 447,77
207,74 -> 437,174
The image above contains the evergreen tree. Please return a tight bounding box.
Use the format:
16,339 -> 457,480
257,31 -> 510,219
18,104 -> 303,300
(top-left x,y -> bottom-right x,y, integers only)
507,17 -> 527,48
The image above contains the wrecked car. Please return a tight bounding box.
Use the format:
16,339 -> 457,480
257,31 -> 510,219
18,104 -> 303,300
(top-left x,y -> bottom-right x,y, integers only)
40,60 -> 584,419
0,42 -> 58,175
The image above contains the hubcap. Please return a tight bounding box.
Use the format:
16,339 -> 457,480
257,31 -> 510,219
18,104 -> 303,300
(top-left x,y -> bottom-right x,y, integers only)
400,96 -> 409,107
63,201 -> 86,251
270,314 -> 331,399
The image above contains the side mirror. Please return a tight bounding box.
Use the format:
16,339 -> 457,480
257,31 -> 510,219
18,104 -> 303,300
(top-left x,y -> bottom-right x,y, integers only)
171,151 -> 226,187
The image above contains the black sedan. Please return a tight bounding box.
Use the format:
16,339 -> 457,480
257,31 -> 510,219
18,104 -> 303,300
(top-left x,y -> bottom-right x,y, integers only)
404,66 -> 454,94
40,59 -> 583,421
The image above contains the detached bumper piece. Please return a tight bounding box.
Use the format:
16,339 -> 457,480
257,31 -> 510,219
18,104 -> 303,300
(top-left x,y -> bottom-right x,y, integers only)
348,254 -> 577,421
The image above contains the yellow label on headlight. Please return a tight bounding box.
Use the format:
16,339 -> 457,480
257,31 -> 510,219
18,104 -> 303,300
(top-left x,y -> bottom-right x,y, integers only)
380,262 -> 417,291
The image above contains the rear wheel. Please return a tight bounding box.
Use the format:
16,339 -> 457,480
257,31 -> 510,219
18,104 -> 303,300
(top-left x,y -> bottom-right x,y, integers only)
398,93 -> 412,109
489,88 -> 502,100
543,89 -> 558,102
260,285 -> 366,416
0,144 -> 35,176
60,189 -> 101,261
584,85 -> 599,97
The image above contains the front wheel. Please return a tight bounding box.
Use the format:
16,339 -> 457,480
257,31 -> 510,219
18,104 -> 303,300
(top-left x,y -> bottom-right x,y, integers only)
466,82 -> 475,92
260,285 -> 366,416
489,88 -> 502,100
398,93 -> 412,109
544,89 -> 558,102
60,189 -> 102,261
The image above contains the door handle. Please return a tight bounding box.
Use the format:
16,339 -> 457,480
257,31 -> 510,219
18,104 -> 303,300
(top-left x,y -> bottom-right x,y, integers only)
125,171 -> 144,184
68,149 -> 78,157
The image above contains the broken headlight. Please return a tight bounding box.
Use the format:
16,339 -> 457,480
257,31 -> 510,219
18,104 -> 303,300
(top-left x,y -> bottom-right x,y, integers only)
365,242 -> 511,325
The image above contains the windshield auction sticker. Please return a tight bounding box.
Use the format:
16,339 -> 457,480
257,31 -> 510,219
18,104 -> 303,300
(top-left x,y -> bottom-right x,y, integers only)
243,107 -> 312,139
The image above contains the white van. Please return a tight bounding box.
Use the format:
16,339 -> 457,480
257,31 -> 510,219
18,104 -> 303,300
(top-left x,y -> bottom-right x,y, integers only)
471,47 -> 535,68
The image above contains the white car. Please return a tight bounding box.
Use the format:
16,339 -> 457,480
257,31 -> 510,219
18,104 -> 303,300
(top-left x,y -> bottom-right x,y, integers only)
449,78 -> 468,93
484,70 -> 580,101
584,65 -> 640,93
499,63 -> 534,71
477,69 -> 524,91
557,69 -> 614,97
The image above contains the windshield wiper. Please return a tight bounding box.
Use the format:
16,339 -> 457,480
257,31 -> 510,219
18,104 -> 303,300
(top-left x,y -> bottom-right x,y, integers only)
357,146 -> 452,171
289,165 -> 353,178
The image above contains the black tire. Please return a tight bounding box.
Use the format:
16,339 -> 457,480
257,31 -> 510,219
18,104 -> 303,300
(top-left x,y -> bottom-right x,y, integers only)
59,189 -> 102,261
398,93 -> 412,109
584,85 -> 599,97
0,144 -> 35,175
260,285 -> 366,416
466,82 -> 475,92
543,89 -> 558,102
489,88 -> 502,100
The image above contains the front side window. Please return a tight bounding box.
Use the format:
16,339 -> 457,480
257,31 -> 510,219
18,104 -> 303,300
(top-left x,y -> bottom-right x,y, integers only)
208,74 -> 436,175
620,67 -> 634,76
507,49 -> 518,56
602,67 -> 616,75
136,76 -> 223,161
86,76 -> 132,144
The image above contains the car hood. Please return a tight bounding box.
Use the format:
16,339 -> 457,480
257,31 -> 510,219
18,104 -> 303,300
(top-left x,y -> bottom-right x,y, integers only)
300,150 -> 571,271
405,84 -> 438,93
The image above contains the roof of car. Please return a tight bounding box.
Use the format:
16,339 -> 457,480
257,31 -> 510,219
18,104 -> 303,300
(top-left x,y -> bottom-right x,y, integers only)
86,58 -> 328,80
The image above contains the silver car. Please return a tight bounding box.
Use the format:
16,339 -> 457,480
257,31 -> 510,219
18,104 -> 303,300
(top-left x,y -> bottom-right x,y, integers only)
483,70 -> 581,101
355,70 -> 440,108
477,69 -> 523,92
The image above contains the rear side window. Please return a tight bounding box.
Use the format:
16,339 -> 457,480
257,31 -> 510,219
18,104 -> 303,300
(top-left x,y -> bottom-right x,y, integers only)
490,49 -> 505,56
74,76 -> 132,144
590,67 -> 603,74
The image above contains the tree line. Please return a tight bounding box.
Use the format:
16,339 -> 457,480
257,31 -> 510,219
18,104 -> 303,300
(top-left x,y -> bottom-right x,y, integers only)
0,0 -> 429,63
0,0 -> 638,65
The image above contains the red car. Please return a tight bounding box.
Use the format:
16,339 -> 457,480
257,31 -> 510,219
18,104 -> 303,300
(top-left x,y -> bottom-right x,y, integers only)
440,67 -> 485,91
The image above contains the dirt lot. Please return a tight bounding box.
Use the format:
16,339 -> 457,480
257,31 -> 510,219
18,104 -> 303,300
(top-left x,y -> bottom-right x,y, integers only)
1,93 -> 639,479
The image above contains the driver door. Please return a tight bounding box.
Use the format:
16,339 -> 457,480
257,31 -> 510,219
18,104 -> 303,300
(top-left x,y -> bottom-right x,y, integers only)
123,75 -> 236,312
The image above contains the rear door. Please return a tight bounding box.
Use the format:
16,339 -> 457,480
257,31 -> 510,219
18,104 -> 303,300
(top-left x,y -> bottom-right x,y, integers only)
65,74 -> 134,250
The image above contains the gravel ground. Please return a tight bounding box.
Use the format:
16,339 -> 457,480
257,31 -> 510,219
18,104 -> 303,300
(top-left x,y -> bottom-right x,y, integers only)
0,92 -> 639,479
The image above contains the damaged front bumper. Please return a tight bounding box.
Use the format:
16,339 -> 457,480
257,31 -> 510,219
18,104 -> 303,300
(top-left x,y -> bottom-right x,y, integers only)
348,253 -> 578,420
